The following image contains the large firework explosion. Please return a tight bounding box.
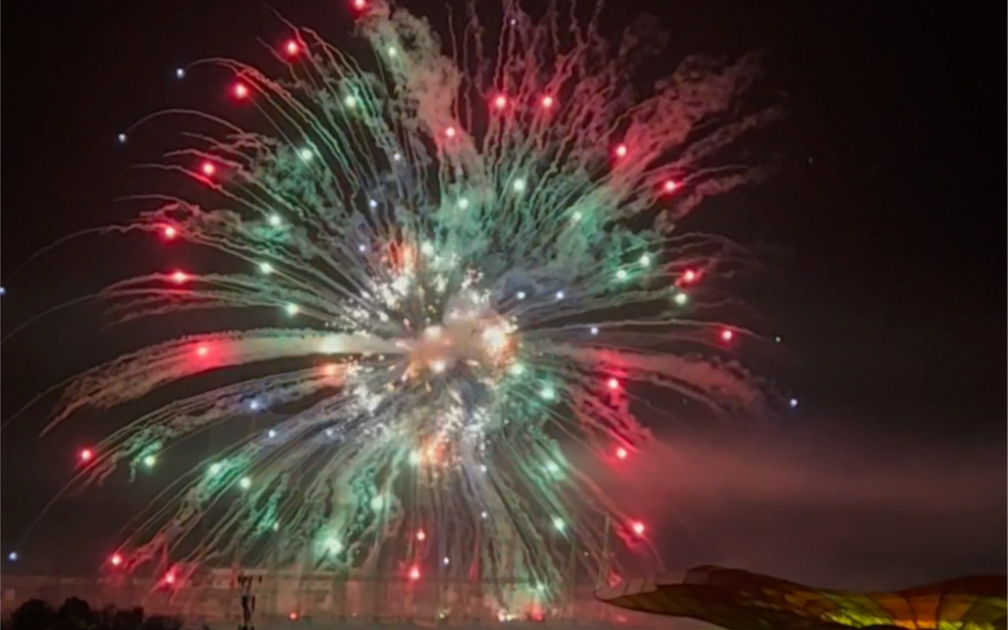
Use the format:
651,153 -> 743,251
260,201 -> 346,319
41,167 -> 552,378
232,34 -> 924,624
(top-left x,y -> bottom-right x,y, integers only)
13,0 -> 780,610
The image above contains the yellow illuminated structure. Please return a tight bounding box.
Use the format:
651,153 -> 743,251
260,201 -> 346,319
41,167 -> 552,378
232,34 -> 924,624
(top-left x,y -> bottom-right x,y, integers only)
596,565 -> 1006,629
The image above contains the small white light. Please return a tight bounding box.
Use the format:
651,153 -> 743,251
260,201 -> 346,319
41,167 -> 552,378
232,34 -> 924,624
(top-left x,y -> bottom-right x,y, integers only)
175,68 -> 186,79
117,133 -> 127,143
8,552 -> 18,562
269,214 -> 282,227
789,398 -> 799,409
513,178 -> 526,193
572,211 -> 582,221
616,269 -> 628,281
457,197 -> 469,210
482,326 -> 508,350
639,254 -> 651,266
344,95 -> 357,108
299,148 -> 313,161
555,290 -> 564,300
516,291 -> 526,300
358,243 -> 367,252
430,359 -> 447,373
590,326 -> 599,336
249,400 -> 260,410
368,199 -> 378,209
393,152 -> 402,161
479,464 -> 487,473
259,262 -> 274,274
285,303 -> 300,316
674,292 -> 688,306
326,428 -> 335,437
387,46 -> 397,57
443,557 -> 450,565
481,511 -> 488,519
268,429 -> 277,438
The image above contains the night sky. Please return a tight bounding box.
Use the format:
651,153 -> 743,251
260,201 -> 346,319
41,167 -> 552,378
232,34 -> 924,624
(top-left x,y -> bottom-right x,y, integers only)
2,1 -> 1004,588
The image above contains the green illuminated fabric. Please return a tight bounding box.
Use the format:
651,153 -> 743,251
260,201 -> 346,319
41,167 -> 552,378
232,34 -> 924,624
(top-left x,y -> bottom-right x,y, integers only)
595,565 -> 1006,629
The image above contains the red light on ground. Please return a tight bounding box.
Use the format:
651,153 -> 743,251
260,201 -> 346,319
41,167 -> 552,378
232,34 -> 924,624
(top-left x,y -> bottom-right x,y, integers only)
196,345 -> 209,358
720,329 -> 734,342
615,447 -> 628,460
233,83 -> 249,99
200,161 -> 216,177
163,226 -> 177,240
682,269 -> 697,284
615,144 -> 628,159
352,0 -> 367,10
415,530 -> 426,541
445,126 -> 457,138
541,95 -> 554,109
79,448 -> 93,463
323,364 -> 338,377
284,40 -> 300,57
630,521 -> 645,536
493,95 -> 507,110
289,612 -> 299,621
663,180 -> 678,193
164,571 -> 176,585
607,377 -> 619,390
171,270 -> 189,284
110,553 -> 123,567
408,566 -> 421,581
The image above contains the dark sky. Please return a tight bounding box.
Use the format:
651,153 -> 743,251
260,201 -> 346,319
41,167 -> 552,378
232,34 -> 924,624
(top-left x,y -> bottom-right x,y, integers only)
2,1 -> 1005,588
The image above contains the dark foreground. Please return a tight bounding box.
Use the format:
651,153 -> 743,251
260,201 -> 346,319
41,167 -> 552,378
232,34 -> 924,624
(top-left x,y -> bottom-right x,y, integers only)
1,597 -> 713,630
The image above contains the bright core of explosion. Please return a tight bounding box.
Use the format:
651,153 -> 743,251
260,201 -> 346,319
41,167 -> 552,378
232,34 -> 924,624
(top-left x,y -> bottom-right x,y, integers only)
403,291 -> 517,378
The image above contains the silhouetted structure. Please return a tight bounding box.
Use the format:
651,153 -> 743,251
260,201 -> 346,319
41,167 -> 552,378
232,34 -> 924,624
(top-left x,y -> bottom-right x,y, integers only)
237,573 -> 262,630
596,565 -> 1008,629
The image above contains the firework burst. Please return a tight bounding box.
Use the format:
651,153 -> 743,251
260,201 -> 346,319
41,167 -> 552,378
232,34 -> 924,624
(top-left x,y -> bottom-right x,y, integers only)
25,0 -> 779,609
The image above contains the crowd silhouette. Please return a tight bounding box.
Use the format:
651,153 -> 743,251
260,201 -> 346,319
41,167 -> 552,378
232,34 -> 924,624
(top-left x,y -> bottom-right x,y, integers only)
1,597 -> 208,630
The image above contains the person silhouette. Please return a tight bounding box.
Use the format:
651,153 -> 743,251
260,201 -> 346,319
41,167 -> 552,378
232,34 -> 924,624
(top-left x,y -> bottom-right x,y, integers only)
238,574 -> 261,630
